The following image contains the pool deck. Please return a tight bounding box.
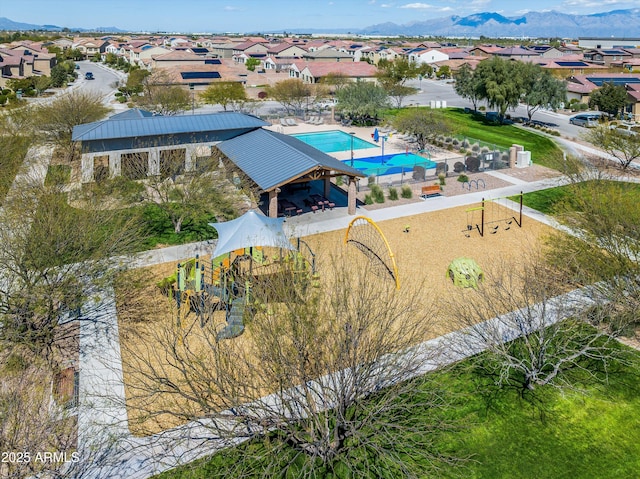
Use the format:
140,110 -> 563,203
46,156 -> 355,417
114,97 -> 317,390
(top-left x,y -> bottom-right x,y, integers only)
265,121 -> 420,162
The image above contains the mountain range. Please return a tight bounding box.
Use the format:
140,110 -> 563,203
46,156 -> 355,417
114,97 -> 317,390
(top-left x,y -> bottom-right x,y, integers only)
2,9 -> 640,38
359,9 -> 640,38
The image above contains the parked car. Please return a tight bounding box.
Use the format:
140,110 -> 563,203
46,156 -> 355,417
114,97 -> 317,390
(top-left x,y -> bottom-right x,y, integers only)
569,113 -> 600,127
85,72 -> 94,80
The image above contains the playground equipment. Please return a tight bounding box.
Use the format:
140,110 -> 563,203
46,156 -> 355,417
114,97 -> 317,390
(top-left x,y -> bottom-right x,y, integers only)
159,211 -> 318,341
447,257 -> 483,288
464,192 -> 523,237
345,216 -> 400,290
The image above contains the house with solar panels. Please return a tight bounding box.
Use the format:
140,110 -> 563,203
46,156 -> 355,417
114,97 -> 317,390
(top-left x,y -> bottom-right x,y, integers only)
71,110 -> 364,217
567,73 -> 640,120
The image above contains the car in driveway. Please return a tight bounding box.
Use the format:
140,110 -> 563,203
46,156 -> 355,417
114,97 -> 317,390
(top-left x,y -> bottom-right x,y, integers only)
569,113 -> 600,127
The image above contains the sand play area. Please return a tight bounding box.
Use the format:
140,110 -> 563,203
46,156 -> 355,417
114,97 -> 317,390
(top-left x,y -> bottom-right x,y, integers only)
117,202 -> 557,435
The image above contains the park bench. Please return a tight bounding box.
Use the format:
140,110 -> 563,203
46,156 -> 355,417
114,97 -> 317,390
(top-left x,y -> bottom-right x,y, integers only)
420,185 -> 442,199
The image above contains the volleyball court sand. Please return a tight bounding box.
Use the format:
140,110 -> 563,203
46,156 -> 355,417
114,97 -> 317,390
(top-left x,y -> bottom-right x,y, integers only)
117,203 -> 556,435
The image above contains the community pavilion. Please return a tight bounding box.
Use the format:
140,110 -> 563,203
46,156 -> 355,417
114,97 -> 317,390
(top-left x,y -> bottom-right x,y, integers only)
72,109 -> 364,216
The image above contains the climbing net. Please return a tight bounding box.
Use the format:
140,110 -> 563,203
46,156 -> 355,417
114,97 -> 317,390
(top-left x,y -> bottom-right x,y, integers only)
344,216 -> 400,289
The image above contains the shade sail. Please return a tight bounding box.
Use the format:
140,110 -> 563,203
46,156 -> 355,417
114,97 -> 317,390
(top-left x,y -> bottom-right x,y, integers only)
209,210 -> 295,258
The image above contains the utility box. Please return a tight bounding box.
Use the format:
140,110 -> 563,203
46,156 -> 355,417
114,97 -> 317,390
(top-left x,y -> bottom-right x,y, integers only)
516,151 -> 531,168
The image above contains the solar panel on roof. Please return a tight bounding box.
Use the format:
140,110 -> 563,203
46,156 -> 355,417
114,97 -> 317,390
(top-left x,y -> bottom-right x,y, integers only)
587,76 -> 640,86
180,71 -> 221,80
204,59 -> 222,64
191,48 -> 208,53
556,61 -> 589,67
602,50 -> 626,54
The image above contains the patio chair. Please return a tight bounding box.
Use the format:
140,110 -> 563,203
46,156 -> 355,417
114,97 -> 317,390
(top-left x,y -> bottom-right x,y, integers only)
280,118 -> 288,127
286,118 -> 298,126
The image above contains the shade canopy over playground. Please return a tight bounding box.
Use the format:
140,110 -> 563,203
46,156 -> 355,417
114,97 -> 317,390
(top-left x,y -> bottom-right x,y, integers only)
209,210 -> 295,258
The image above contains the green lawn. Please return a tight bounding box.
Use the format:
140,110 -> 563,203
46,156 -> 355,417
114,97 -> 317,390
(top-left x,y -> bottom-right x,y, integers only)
383,107 -> 564,170
156,349 -> 640,479
519,181 -> 640,215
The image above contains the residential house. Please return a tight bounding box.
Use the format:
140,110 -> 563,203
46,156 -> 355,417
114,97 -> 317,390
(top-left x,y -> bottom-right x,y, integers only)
151,50 -> 206,69
290,61 -> 377,83
9,43 -> 56,76
583,48 -> 632,67
73,38 -> 109,59
266,42 -> 307,59
301,48 -> 353,63
567,73 -> 640,119
0,49 -> 24,88
408,48 -> 449,65
493,46 -> 540,61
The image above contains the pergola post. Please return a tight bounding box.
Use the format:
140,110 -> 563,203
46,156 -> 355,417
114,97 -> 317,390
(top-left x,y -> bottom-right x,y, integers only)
348,177 -> 357,215
323,177 -> 331,198
268,188 -> 279,218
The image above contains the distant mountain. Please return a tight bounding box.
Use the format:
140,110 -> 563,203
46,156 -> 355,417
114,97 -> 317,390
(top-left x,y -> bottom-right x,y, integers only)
0,16 -> 126,33
361,9 -> 640,38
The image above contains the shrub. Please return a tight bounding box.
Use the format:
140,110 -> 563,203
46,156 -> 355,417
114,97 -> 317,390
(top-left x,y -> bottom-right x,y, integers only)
371,184 -> 385,203
465,156 -> 480,172
452,138 -> 459,146
367,175 -> 376,186
457,174 -> 469,183
471,143 -> 480,152
388,187 -> 398,200
461,140 -> 470,148
438,173 -> 446,186
364,194 -> 373,205
401,186 -> 412,199
453,161 -> 465,173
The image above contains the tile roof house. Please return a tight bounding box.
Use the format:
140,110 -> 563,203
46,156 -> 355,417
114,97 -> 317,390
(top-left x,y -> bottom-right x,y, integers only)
290,61 -> 377,83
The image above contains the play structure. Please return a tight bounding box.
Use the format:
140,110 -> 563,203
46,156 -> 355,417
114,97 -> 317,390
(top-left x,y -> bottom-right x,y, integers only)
159,211 -> 317,341
447,257 -> 484,288
345,216 -> 400,289
464,192 -> 523,237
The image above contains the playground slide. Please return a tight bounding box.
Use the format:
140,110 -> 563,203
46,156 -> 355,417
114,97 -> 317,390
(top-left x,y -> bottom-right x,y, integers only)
216,299 -> 245,340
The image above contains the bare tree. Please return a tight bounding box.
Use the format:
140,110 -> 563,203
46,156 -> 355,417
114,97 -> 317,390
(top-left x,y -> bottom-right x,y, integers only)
0,352 -> 77,479
120,253 -> 460,477
29,90 -> 111,161
443,253 -> 623,399
0,171 -> 142,363
584,124 -> 640,170
392,108 -> 451,151
137,69 -> 191,115
544,163 -> 640,339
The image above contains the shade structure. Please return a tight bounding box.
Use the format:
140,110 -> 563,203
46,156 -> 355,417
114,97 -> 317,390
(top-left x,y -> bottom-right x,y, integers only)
209,210 -> 295,258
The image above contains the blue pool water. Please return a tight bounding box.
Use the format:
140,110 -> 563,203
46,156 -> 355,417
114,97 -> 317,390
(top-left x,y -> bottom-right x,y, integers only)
292,130 -> 377,153
344,153 -> 437,176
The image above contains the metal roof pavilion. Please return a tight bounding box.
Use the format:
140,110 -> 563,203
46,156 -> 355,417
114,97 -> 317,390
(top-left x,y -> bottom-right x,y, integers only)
217,128 -> 365,192
72,111 -> 268,142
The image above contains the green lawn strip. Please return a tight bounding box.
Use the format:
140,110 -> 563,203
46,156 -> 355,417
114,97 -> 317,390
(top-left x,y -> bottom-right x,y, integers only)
155,349 -> 640,479
517,180 -> 640,215
0,136 -> 31,205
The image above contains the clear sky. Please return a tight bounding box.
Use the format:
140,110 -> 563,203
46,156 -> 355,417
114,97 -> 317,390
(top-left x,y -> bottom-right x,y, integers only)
2,0 -> 640,33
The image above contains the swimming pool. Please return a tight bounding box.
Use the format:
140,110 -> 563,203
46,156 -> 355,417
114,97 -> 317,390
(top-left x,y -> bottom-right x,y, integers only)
292,130 -> 377,153
343,153 -> 437,176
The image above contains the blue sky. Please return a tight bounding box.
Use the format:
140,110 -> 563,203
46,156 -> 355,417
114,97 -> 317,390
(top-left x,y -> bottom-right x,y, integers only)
2,0 -> 640,33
